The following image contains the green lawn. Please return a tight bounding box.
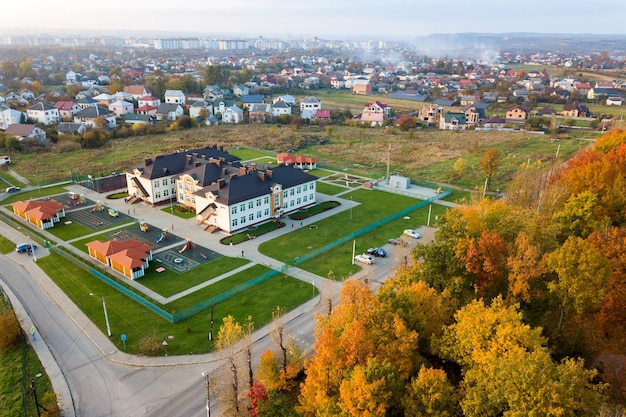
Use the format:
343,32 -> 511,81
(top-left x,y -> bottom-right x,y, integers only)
316,182 -> 349,195
139,256 -> 250,297
0,235 -> 15,254
0,167 -> 26,188
220,220 -> 285,245
258,188 -> 443,278
2,186 -> 68,205
160,205 -> 196,219
0,299 -> 57,417
306,168 -> 335,178
227,147 -> 276,161
35,253 -> 315,355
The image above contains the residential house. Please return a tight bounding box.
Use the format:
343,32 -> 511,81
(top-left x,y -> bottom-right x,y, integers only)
314,109 -> 331,122
248,103 -> 272,123
271,100 -> 291,117
124,114 -> 156,125
124,85 -> 150,101
300,96 -> 322,119
387,90 -> 427,102
479,115 -> 506,129
54,101 -> 80,120
65,71 -> 79,85
221,104 -> 244,124
11,199 -> 65,229
273,95 -> 296,106
109,100 -> 134,117
135,104 -> 158,116
439,112 -> 467,130
155,103 -> 184,121
357,101 -> 389,126
352,79 -> 373,95
138,95 -> 161,108
57,122 -> 86,135
562,102 -> 591,118
462,103 -> 488,125
232,84 -> 249,97
76,97 -> 98,109
164,90 -> 186,104
93,93 -> 116,107
277,153 -> 317,170
419,104 -> 443,126
588,87 -> 621,101
0,106 -> 24,130
170,153 -> 317,233
241,94 -> 264,109
113,91 -> 134,103
203,85 -> 224,101
73,106 -> 116,128
19,89 -> 36,101
505,106 -> 531,122
189,100 -> 212,119
126,145 -> 240,206
86,239 -> 153,280
537,107 -> 556,116
26,102 -> 61,125
5,124 -> 48,144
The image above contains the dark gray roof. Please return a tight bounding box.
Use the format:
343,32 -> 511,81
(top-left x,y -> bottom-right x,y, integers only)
157,103 -> 182,113
241,94 -> 264,104
201,164 -> 316,206
57,122 -> 84,133
434,99 -> 455,106
74,106 -> 113,118
130,146 -> 241,180
28,102 -> 56,111
387,90 -> 427,102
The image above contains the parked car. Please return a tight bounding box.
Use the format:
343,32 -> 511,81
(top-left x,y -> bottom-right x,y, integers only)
403,229 -> 421,239
367,247 -> 387,257
16,243 -> 37,253
5,186 -> 21,193
354,254 -> 375,265
388,238 -> 407,246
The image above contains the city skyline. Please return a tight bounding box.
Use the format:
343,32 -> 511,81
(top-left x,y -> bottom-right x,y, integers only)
3,0 -> 626,40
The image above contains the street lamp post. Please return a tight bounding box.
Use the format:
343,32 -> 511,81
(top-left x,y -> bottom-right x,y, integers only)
202,371 -> 211,417
348,195 -> 353,220
28,233 -> 37,262
102,296 -> 111,337
208,302 -> 214,341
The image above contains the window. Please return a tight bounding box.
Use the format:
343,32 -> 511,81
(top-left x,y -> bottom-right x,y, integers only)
256,199 -> 261,207
155,192 -> 161,199
309,193 -> 314,201
154,181 -> 160,188
241,216 -> 246,224
290,200 -> 295,207
297,197 -> 301,205
274,193 -> 280,207
290,189 -> 295,196
178,182 -> 183,190
164,189 -> 169,196
257,211 -> 262,218
163,179 -> 169,186
231,206 -> 237,214
283,191 -> 288,198
232,218 -> 238,227
309,183 -> 314,190
171,178 -> 176,184
249,214 -> 254,221
248,201 -> 254,209
240,203 -> 245,211
303,195 -> 307,202
264,208 -> 269,216
297,186 -> 301,194
264,196 -> 269,204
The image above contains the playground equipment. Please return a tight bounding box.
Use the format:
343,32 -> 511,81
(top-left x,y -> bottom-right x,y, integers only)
139,220 -> 150,232
156,228 -> 168,243
108,208 -> 119,217
90,201 -> 103,213
179,238 -> 192,253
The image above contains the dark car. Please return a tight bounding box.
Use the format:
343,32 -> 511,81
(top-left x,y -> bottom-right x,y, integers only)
16,243 -> 37,253
367,247 -> 387,257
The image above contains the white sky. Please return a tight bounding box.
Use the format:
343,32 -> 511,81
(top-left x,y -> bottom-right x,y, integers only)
3,0 -> 626,39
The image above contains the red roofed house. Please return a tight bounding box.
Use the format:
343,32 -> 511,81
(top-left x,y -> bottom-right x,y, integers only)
85,239 -> 153,279
12,200 -> 66,229
357,101 -> 390,126
54,101 -> 81,120
314,109 -> 331,121
277,153 -> 317,170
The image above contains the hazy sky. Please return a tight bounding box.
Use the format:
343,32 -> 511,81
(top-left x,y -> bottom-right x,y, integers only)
4,0 -> 626,39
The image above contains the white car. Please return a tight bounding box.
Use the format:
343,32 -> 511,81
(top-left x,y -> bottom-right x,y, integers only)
403,229 -> 421,239
354,254 -> 375,265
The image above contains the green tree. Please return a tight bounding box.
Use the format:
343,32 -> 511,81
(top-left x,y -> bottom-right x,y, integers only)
552,190 -> 599,238
402,366 -> 460,417
545,236 -> 612,334
451,157 -> 467,180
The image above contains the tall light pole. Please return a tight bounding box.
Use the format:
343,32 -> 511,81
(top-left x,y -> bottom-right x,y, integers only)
348,195 -> 353,220
202,371 -> 211,417
102,296 -> 111,337
28,232 -> 37,262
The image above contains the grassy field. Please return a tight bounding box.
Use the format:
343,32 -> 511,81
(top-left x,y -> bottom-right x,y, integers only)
0,297 -> 57,417
35,253 -> 315,355
315,182 -> 349,195
0,235 -> 15,254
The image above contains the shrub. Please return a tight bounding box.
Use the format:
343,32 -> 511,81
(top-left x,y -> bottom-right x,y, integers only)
0,308 -> 21,349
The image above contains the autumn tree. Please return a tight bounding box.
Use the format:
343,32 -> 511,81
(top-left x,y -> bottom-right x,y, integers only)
402,366 -> 460,417
545,236 -> 612,335
0,306 -> 21,349
479,148 -> 502,191
462,229 -> 509,298
215,315 -> 247,416
506,231 -> 547,303
552,190 -> 599,238
451,157 -> 467,180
